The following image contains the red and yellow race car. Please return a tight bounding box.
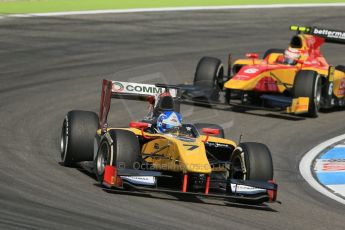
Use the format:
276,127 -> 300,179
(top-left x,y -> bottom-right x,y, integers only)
181,25 -> 345,117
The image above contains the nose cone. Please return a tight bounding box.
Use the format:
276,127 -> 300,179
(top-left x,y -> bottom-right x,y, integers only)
225,66 -> 265,90
176,139 -> 212,174
224,78 -> 257,90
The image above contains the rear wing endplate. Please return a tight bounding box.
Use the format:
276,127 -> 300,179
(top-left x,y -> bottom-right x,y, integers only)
290,25 -> 345,44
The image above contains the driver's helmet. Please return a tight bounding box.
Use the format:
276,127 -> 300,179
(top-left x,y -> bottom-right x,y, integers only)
283,47 -> 301,65
157,111 -> 182,133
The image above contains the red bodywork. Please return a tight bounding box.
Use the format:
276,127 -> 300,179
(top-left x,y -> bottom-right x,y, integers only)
227,35 -> 330,93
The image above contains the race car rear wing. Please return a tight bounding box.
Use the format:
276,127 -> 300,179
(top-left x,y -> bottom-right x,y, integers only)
290,25 -> 345,44
111,80 -> 179,99
99,79 -> 180,131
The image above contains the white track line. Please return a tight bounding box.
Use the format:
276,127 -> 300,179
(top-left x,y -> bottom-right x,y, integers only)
299,134 -> 345,205
3,3 -> 345,18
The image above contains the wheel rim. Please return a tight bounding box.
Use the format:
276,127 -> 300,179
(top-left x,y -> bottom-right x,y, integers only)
215,65 -> 224,90
97,142 -> 109,176
211,65 -> 224,100
231,154 -> 246,180
60,119 -> 68,161
314,75 -> 322,110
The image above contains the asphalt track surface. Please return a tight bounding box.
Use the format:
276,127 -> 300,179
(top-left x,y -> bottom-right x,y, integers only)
0,7 -> 345,230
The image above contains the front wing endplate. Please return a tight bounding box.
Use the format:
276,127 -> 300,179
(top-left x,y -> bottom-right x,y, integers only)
286,97 -> 309,114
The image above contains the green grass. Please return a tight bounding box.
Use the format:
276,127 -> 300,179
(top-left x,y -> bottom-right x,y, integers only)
0,0 -> 344,14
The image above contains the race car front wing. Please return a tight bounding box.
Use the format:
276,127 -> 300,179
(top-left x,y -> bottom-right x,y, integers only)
102,166 -> 278,204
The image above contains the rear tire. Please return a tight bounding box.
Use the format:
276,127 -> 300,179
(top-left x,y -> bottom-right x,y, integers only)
230,142 -> 273,181
60,110 -> 99,167
194,57 -> 224,101
193,123 -> 225,138
292,70 -> 322,118
95,129 -> 140,182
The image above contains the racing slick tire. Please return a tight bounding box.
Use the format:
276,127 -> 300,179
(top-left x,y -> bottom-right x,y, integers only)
292,70 -> 322,118
60,110 -> 99,167
230,142 -> 273,181
193,123 -> 225,138
194,57 -> 224,101
335,65 -> 345,73
95,129 -> 140,183
262,48 -> 285,59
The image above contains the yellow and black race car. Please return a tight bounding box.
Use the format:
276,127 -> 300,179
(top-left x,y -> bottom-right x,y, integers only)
60,80 -> 278,204
181,25 -> 345,117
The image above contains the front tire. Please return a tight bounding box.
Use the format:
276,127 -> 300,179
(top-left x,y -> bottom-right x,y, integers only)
60,110 -> 99,167
95,129 -> 140,183
230,142 -> 273,181
194,57 -> 224,101
292,70 -> 322,118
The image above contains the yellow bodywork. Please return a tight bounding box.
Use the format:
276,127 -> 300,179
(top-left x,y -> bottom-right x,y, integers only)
97,128 -> 236,175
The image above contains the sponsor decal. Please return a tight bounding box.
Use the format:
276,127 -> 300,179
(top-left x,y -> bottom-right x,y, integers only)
304,60 -> 319,65
127,84 -> 162,94
183,144 -> 199,151
206,142 -> 230,148
254,76 -> 278,92
323,162 -> 345,171
233,74 -> 250,80
112,81 -> 177,97
121,176 -> 156,186
112,81 -> 124,92
340,79 -> 345,89
230,183 -> 266,195
313,28 -> 345,40
244,68 -> 259,74
338,79 -> 345,95
317,159 -> 345,171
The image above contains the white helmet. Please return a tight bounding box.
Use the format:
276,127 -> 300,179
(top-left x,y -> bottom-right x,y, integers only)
284,47 -> 301,65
